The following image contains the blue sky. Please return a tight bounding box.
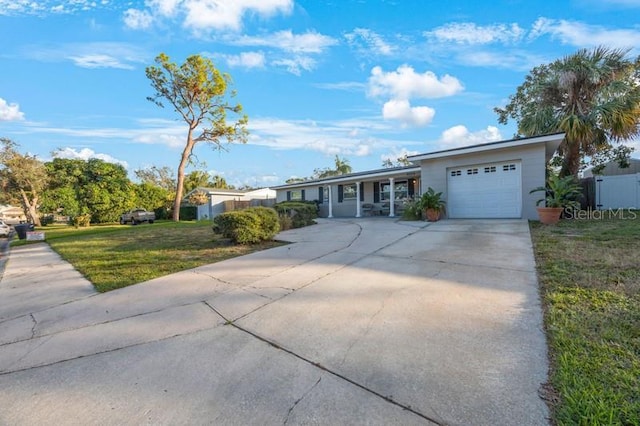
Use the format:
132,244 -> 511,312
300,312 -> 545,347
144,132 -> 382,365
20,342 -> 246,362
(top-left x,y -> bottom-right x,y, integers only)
1,0 -> 639,187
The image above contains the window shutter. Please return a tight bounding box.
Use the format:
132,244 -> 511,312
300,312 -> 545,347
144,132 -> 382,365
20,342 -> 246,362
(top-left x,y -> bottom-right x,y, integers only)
301,189 -> 306,201
318,187 -> 323,204
338,185 -> 344,202
359,182 -> 364,202
373,182 -> 380,203
408,179 -> 415,198
287,191 -> 291,201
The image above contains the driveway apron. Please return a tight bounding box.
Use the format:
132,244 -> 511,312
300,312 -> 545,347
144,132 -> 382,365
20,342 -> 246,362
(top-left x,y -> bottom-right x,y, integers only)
0,219 -> 549,426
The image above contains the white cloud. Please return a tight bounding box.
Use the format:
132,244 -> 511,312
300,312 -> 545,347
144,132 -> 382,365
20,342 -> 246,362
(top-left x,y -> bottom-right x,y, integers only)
225,30 -> 337,74
224,51 -> 266,69
313,81 -> 366,92
271,56 -> 316,75
460,50 -> 548,71
0,97 -> 25,121
123,8 -> 153,30
426,22 -> 526,45
67,54 -> 135,70
345,28 -> 395,56
439,125 -> 502,149
53,147 -> 129,168
146,0 -> 182,17
382,99 -> 435,128
124,0 -> 293,32
230,30 -> 338,53
0,0 -> 107,16
367,65 -> 462,128
27,42 -> 147,70
529,17 -> 640,49
183,0 -> 293,31
247,117 -> 414,156
368,65 -> 464,100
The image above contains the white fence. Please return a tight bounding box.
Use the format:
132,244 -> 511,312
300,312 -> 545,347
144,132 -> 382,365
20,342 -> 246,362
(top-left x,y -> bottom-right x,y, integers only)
595,174 -> 640,210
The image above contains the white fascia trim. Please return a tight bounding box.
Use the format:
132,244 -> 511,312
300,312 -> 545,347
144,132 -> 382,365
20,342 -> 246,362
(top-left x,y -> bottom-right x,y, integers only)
275,167 -> 421,189
409,133 -> 565,162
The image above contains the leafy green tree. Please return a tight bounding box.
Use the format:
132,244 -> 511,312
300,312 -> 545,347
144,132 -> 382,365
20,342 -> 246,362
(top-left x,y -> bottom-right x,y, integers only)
146,53 -> 248,221
382,154 -> 411,168
81,159 -> 134,223
43,157 -> 135,223
313,155 -> 352,179
133,182 -> 173,213
495,46 -> 640,177
0,138 -> 48,225
134,165 -> 176,191
41,158 -> 85,218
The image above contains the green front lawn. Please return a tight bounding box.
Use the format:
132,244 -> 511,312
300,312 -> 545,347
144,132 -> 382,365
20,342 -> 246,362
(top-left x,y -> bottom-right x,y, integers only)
19,221 -> 283,292
530,213 -> 640,425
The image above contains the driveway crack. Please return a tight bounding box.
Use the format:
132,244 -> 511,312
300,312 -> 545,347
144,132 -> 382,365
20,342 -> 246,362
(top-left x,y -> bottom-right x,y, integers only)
226,321 -> 442,425
29,313 -> 37,338
283,377 -> 321,425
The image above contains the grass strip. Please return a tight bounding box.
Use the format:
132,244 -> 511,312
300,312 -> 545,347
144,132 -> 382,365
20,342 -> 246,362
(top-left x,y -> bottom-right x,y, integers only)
530,214 -> 639,425
22,221 -> 283,292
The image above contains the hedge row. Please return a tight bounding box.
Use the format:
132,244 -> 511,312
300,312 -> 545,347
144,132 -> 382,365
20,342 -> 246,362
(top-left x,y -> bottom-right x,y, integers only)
273,201 -> 318,229
213,207 -> 280,244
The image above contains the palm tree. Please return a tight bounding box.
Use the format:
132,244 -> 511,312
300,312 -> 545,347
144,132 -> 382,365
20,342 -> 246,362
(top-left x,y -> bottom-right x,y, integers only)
333,155 -> 352,175
496,46 -> 640,177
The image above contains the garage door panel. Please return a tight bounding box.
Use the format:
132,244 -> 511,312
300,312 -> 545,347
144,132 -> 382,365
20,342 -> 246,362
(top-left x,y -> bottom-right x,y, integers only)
447,162 -> 522,219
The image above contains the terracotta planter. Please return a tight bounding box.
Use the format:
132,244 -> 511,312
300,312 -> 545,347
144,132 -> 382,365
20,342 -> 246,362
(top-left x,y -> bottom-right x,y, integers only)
425,208 -> 441,222
536,207 -> 563,225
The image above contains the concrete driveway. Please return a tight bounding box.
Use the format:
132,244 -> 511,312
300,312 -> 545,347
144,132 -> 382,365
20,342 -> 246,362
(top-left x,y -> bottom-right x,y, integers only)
0,219 -> 549,425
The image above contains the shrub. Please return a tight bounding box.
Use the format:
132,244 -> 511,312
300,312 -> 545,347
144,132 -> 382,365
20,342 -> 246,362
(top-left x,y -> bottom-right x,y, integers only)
213,207 -> 279,244
179,206 -> 197,221
279,214 -> 293,231
72,214 -> 91,228
401,199 -> 422,221
274,201 -> 318,228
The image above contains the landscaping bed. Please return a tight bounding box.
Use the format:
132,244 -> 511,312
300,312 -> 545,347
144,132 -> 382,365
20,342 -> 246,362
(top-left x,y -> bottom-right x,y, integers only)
530,214 -> 639,425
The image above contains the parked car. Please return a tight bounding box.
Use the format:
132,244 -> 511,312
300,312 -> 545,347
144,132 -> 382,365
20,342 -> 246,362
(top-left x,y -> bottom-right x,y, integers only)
120,209 -> 156,225
0,220 -> 11,237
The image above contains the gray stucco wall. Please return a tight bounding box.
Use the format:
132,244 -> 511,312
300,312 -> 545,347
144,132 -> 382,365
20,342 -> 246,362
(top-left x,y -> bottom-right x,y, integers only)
419,144 -> 547,220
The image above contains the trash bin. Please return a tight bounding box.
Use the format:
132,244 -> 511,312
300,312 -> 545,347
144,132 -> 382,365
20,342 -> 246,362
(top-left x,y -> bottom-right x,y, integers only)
14,223 -> 34,240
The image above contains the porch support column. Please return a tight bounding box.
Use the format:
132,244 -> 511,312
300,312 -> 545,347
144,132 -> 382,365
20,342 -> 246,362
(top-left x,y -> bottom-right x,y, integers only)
327,185 -> 333,218
389,177 -> 395,217
355,181 -> 362,218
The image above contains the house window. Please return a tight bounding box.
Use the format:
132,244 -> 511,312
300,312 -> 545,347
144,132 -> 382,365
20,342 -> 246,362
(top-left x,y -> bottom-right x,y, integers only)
290,189 -> 303,201
380,180 -> 408,201
484,166 -> 496,173
466,168 -> 478,175
323,187 -> 329,203
450,170 -> 462,177
503,164 -> 516,171
342,184 -> 357,200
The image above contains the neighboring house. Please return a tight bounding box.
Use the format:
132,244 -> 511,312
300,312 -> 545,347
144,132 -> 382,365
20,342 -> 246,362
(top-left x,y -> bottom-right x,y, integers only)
273,133 -> 564,220
584,159 -> 640,210
0,205 -> 27,225
184,187 -> 276,220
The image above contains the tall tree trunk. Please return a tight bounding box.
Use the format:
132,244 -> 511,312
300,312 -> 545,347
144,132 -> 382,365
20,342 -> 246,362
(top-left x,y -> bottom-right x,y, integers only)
19,189 -> 41,226
560,139 -> 582,177
172,131 -> 195,222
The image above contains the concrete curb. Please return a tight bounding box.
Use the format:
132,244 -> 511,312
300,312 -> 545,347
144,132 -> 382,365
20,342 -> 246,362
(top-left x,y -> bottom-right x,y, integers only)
0,233 -> 13,283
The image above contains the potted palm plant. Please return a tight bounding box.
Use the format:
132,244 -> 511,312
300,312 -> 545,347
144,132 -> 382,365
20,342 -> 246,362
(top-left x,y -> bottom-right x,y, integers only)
530,174 -> 582,224
419,187 -> 446,221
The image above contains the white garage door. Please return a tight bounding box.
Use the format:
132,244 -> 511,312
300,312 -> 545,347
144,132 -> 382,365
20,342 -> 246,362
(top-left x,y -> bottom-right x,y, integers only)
447,161 -> 522,218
